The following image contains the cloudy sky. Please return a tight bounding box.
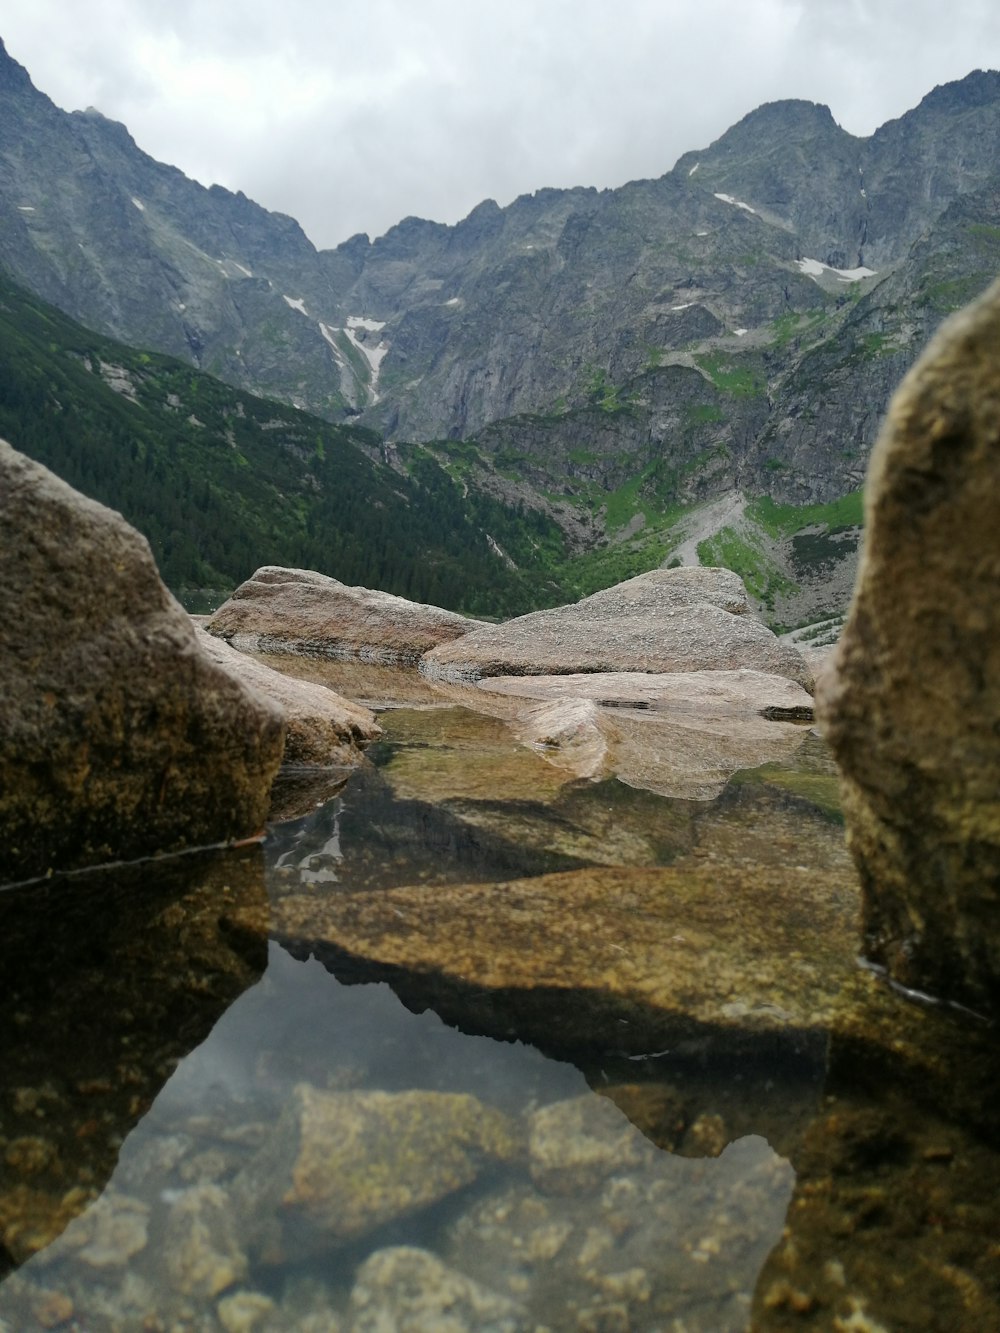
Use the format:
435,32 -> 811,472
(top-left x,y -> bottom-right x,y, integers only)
5,0 -> 1000,250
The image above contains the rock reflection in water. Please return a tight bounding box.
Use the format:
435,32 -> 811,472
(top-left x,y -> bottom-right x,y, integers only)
0,843 -> 267,1275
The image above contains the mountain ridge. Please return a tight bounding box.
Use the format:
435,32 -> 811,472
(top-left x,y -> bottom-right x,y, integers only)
3,37 -> 1000,629
4,32 -> 999,443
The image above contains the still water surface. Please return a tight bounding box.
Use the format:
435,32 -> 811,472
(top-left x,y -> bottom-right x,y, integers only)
1,677 -> 997,1331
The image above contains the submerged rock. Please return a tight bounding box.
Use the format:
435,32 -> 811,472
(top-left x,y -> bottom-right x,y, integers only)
349,1246 -> 528,1333
232,1085 -> 521,1257
528,1096 -> 655,1195
162,1184 -> 248,1298
817,277 -> 1000,1013
197,630 -> 381,766
421,568 -> 812,688
0,440 -> 284,882
207,566 -> 484,664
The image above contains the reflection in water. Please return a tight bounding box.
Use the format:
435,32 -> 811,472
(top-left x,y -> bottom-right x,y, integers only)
0,844 -> 267,1280
0,697 -> 998,1330
0,942 -> 796,1331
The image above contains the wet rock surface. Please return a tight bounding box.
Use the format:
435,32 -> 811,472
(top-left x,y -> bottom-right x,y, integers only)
818,277 -> 1000,1014
198,629 -> 382,766
207,566 -> 485,664
421,568 -> 812,688
268,857 -> 861,1055
0,440 -> 284,882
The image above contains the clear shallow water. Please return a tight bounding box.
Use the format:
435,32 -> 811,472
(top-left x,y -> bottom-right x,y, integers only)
1,689 -> 998,1331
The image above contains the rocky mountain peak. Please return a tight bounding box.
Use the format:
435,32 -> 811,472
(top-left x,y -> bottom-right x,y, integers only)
916,67 -> 1000,115
0,37 -> 37,94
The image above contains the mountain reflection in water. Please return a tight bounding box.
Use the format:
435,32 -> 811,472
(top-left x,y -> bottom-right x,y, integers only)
0,688 -> 997,1331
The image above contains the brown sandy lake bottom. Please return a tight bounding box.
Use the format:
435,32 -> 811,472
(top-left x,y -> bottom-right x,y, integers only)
1,675 -> 998,1331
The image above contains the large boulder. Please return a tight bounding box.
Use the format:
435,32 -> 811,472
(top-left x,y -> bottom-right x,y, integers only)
817,278 -> 1000,1014
421,568 -> 812,689
0,441 -> 284,883
196,630 -> 381,766
207,565 -> 485,663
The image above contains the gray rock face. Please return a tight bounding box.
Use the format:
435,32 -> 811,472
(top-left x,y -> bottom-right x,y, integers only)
817,277 -> 1000,1014
207,566 -> 485,665
196,630 -> 381,765
0,440 -> 285,883
422,568 -> 812,689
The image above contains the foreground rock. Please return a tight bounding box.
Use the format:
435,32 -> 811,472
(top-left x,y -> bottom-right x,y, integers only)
817,278 -> 1000,1014
197,631 -> 381,766
0,442 -> 284,883
421,568 -> 812,688
207,566 -> 485,663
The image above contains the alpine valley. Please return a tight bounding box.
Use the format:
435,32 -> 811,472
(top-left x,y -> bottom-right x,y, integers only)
4,35 -> 1000,628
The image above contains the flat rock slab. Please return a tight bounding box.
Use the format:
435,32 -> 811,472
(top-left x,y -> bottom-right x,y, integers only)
478,667 -> 814,718
269,858 -> 862,1053
424,671 -> 814,801
0,441 -> 284,883
421,567 -> 812,688
264,855 -> 999,1147
197,631 -> 381,766
207,566 -> 485,664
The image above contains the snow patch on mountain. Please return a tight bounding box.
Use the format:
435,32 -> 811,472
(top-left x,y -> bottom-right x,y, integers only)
343,322 -> 389,397
714,193 -> 757,214
283,295 -> 308,314
347,315 -> 386,333
130,197 -> 145,212
796,257 -> 876,283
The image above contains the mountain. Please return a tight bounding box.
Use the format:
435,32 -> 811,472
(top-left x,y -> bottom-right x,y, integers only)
4,36 -> 999,447
3,36 -> 1000,628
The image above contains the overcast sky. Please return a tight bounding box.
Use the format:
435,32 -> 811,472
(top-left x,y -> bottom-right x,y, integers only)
5,1 -> 1000,251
